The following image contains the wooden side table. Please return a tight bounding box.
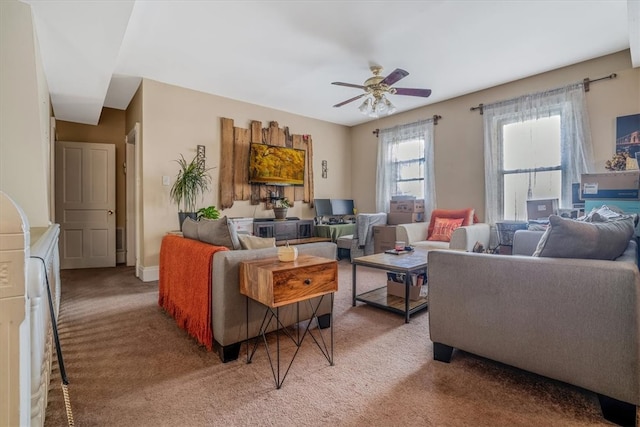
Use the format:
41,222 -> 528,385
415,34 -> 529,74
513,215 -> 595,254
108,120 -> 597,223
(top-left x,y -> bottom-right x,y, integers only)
239,255 -> 337,388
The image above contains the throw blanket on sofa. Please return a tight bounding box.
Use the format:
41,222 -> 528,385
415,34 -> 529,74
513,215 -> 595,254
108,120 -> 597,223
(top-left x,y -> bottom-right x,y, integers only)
159,234 -> 228,350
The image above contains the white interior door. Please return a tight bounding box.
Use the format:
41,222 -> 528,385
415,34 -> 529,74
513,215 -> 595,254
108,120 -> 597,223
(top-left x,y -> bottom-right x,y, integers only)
55,141 -> 116,269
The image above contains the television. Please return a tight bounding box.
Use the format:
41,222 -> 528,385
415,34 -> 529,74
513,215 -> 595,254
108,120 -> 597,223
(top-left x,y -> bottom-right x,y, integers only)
330,199 -> 355,216
248,143 -> 305,186
314,199 -> 332,217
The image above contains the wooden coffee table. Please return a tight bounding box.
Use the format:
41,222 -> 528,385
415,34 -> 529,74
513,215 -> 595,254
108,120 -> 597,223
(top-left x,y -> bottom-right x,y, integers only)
351,249 -> 429,323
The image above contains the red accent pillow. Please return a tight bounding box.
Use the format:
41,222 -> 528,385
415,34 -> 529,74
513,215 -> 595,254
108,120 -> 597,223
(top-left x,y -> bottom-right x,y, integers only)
427,208 -> 475,239
428,217 -> 465,242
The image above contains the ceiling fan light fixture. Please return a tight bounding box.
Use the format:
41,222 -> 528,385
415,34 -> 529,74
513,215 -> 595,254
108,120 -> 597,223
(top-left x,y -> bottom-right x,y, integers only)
332,65 -> 431,118
358,98 -> 371,114
367,97 -> 381,118
384,97 -> 397,114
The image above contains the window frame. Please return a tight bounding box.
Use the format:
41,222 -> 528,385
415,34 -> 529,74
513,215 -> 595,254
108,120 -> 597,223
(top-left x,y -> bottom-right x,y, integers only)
496,108 -> 567,220
392,138 -> 426,198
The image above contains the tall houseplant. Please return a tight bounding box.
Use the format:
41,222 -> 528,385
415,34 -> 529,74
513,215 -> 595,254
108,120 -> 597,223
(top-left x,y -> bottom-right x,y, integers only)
169,154 -> 212,229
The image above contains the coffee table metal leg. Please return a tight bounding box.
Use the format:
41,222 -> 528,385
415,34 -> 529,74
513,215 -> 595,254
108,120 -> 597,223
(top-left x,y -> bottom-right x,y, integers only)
352,264 -> 357,307
404,273 -> 411,323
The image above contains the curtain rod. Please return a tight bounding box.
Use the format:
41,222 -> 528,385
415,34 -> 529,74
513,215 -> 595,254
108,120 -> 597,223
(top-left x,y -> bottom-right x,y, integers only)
373,114 -> 442,137
470,73 -> 617,115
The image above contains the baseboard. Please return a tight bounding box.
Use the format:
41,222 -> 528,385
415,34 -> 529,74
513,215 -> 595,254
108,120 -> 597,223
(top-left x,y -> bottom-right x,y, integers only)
139,265 -> 159,282
116,250 -> 126,264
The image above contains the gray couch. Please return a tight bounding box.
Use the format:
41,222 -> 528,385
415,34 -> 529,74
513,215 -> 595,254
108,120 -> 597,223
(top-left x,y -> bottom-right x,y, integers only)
161,236 -> 336,363
427,230 -> 639,424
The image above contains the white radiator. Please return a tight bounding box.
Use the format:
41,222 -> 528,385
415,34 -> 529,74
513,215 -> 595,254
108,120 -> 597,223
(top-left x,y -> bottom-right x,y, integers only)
0,192 -> 60,427
28,225 -> 61,427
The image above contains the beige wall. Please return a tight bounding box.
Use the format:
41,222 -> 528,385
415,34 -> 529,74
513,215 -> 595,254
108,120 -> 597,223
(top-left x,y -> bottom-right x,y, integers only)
139,79 -> 351,267
0,0 -> 51,228
56,108 -> 127,228
351,50 -> 640,220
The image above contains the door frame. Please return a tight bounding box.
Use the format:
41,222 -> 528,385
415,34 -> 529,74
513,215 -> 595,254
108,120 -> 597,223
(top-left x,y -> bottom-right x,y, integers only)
126,122 -> 141,276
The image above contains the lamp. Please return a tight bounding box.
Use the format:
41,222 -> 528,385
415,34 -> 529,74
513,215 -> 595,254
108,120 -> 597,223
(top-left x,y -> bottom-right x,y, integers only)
358,93 -> 397,118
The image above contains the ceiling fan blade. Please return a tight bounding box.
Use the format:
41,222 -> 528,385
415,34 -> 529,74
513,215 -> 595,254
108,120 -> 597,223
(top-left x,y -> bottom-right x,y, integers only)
381,68 -> 409,86
394,88 -> 432,98
331,82 -> 366,89
333,93 -> 366,108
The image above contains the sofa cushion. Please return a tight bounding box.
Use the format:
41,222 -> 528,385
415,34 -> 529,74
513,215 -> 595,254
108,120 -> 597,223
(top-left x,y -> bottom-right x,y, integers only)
428,208 -> 475,239
237,234 -> 276,249
532,214 -> 634,260
428,217 -> 464,242
182,217 -> 199,240
198,216 -> 241,250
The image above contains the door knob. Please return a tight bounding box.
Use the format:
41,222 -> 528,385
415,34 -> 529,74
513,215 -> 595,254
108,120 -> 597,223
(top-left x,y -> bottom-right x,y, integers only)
108,210 -> 114,215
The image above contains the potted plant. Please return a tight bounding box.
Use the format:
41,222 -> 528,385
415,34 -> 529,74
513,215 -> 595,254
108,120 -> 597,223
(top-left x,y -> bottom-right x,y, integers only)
169,154 -> 212,229
197,205 -> 220,220
273,197 -> 291,220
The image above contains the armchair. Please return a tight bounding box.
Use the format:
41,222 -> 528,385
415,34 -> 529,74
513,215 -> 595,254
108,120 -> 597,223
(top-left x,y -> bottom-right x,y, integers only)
395,208 -> 490,252
336,213 -> 387,261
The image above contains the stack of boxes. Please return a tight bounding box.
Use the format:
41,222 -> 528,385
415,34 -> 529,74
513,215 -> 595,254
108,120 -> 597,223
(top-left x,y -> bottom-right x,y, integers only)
387,198 -> 425,225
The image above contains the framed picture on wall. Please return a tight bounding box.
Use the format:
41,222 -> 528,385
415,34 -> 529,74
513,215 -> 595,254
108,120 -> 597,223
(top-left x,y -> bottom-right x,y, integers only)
616,113 -> 640,156
616,113 -> 640,169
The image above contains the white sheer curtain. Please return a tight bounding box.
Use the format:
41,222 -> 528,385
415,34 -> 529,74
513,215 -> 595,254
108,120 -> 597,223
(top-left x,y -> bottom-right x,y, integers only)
483,82 -> 594,225
375,119 -> 436,214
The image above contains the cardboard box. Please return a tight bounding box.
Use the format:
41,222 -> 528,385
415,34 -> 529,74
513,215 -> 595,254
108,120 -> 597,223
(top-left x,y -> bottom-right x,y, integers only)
581,171 -> 640,200
386,271 -> 426,301
526,199 -> 559,220
387,281 -> 422,300
389,199 -> 425,213
387,212 -> 425,225
373,225 -> 397,253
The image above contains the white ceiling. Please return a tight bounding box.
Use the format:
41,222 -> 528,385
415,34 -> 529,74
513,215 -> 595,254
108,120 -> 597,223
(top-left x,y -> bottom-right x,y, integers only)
23,0 -> 640,127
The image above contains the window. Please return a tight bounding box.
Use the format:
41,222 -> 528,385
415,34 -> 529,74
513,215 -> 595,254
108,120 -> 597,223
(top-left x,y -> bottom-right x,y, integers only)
376,120 -> 436,214
482,83 -> 593,225
394,138 -> 425,198
501,115 -> 561,220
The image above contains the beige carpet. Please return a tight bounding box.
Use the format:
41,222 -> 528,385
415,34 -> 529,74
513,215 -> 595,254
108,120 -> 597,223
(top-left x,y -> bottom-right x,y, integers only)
44,261 -> 611,426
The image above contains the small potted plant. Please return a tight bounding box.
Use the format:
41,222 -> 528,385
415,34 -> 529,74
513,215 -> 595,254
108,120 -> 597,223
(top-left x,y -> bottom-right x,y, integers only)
273,197 -> 291,220
169,154 -> 212,229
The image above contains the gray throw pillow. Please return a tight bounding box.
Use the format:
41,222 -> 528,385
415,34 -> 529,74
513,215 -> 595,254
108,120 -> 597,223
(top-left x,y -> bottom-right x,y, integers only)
237,234 -> 276,250
181,217 -> 199,240
532,214 -> 634,260
198,216 -> 240,250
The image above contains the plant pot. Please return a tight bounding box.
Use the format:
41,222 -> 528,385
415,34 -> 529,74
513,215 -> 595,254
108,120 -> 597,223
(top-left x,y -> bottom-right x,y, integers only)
178,212 -> 197,230
273,207 -> 288,220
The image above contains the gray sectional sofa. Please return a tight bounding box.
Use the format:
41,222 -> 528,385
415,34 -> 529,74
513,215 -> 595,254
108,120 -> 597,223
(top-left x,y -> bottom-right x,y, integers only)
427,218 -> 639,424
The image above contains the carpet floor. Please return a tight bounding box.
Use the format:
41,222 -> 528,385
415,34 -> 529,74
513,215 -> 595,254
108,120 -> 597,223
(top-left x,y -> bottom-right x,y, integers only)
44,260 -> 612,426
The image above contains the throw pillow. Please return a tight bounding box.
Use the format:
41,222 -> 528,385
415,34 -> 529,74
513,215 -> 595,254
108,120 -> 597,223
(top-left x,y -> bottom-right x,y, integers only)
532,214 -> 634,260
427,217 -> 464,242
181,217 -> 199,240
238,234 -> 276,250
427,208 -> 475,239
198,216 -> 241,250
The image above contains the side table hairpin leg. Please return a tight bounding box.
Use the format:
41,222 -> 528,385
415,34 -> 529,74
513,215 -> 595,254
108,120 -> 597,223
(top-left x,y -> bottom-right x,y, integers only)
245,294 -> 334,389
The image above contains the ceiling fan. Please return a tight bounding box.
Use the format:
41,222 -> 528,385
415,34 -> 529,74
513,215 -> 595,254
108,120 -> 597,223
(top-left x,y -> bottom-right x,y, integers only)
332,65 -> 432,116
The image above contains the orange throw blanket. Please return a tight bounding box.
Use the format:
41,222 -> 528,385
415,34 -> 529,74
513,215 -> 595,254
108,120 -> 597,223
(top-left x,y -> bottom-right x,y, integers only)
158,234 -> 228,350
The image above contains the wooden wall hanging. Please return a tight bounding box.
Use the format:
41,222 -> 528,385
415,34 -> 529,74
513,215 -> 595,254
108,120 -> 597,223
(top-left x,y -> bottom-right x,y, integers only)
219,118 -> 314,210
